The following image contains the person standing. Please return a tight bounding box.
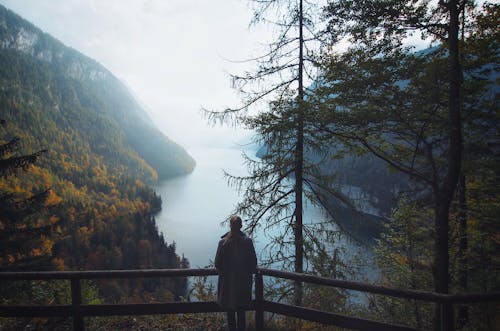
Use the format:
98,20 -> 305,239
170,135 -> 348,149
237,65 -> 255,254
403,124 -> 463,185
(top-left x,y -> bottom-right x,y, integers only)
215,215 -> 257,331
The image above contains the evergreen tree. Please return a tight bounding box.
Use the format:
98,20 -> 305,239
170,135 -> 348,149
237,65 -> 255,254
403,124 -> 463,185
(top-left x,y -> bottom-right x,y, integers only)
0,118 -> 51,271
205,0 -> 341,305
313,1 -> 498,328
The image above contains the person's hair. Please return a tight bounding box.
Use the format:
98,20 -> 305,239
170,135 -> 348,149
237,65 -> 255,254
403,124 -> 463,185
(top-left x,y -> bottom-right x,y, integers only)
225,215 -> 242,242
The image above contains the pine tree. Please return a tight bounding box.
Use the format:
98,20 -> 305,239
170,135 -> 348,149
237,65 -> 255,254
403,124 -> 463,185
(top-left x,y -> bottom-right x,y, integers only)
205,0 -> 341,305
314,1 -> 498,328
0,118 -> 50,270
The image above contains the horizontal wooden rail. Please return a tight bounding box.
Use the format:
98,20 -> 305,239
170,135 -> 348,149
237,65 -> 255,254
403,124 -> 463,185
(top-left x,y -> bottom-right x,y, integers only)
444,292 -> 500,304
263,301 -> 420,331
1,268 -> 499,331
3,267 -> 497,304
0,302 -> 226,317
259,268 -> 500,304
80,302 -> 231,316
0,268 -> 218,280
0,305 -> 73,317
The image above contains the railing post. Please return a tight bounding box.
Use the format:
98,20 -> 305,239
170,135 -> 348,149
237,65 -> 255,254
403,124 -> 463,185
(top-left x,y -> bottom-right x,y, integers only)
441,302 -> 454,331
71,277 -> 84,331
255,270 -> 264,331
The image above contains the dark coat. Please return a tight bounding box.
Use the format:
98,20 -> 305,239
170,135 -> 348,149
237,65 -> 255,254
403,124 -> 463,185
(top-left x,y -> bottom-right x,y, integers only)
214,231 -> 257,310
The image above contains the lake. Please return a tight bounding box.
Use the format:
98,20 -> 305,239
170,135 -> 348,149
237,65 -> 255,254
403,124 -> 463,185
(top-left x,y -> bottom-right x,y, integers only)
154,145 -> 377,284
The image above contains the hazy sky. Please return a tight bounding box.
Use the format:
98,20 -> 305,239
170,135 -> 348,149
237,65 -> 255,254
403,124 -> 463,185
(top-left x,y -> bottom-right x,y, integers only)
0,0 -> 270,148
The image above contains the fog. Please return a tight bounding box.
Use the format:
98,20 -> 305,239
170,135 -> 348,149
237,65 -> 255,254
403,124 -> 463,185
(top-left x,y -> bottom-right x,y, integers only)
0,0 -> 268,149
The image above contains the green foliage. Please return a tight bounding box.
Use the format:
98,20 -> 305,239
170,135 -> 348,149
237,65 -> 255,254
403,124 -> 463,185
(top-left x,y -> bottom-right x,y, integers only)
0,118 -> 53,271
0,6 -> 191,329
312,46 -> 455,183
313,1 -> 498,329
0,4 -> 194,181
369,200 -> 434,330
369,175 -> 499,330
324,0 -> 451,49
0,279 -> 102,330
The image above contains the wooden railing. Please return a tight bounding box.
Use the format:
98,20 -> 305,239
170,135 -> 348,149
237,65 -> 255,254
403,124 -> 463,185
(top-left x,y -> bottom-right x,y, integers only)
0,268 -> 498,331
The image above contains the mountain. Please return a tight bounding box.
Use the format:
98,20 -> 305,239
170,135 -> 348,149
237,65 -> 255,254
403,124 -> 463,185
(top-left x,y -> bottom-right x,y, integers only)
0,4 -> 195,180
0,4 -> 191,311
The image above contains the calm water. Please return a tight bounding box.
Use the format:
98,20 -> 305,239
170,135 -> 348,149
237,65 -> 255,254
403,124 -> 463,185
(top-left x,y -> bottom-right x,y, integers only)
155,146 -> 249,268
154,146 -> 377,282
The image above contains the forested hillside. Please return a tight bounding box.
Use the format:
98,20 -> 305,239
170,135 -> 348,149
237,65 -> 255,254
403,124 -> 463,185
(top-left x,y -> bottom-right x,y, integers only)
0,5 -> 195,180
0,4 -> 191,321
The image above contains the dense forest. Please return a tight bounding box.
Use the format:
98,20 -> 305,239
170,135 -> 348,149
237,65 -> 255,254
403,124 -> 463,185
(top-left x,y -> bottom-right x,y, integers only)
0,4 -> 193,329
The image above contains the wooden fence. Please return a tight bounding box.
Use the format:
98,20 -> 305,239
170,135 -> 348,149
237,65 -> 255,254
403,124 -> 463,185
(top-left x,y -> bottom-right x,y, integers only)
0,268 -> 498,331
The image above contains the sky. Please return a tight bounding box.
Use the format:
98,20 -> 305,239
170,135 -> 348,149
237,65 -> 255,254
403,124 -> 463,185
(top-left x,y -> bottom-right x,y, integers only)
0,0 -> 270,149
0,1 -> 453,150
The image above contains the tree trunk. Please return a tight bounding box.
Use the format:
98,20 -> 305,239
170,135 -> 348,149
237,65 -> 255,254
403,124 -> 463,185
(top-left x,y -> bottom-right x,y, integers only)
433,1 -> 463,330
457,4 -> 469,326
433,199 -> 452,331
293,0 -> 305,307
407,225 -> 423,329
457,174 -> 469,327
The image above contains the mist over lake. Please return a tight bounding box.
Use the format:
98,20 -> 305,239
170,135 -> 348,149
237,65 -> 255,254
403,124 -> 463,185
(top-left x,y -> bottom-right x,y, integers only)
154,146 -> 249,268
155,144 -> 377,284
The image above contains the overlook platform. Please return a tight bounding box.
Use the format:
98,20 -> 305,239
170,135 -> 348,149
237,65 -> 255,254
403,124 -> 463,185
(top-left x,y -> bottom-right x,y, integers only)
0,268 -> 498,330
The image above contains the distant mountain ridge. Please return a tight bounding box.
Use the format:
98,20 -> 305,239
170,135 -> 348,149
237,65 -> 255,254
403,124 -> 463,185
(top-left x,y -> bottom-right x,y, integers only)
0,4 -> 195,180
